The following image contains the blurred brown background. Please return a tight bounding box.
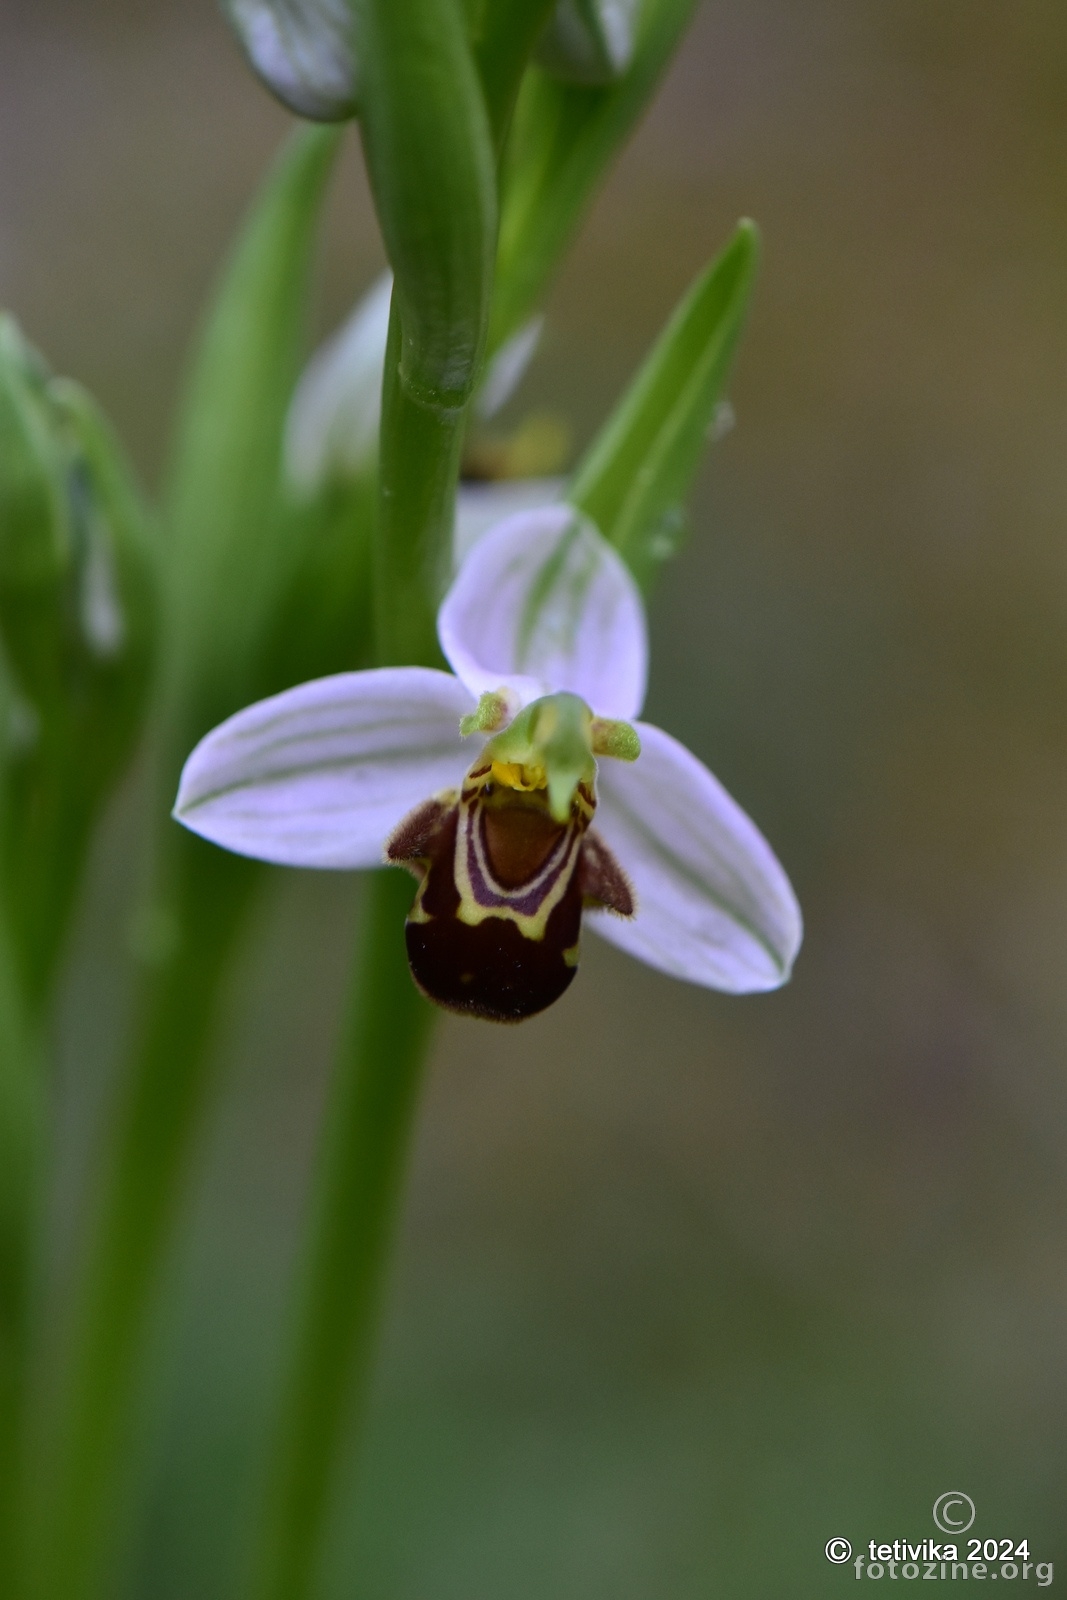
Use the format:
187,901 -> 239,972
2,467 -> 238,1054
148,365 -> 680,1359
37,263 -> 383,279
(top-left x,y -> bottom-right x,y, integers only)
3,0 -> 1067,1595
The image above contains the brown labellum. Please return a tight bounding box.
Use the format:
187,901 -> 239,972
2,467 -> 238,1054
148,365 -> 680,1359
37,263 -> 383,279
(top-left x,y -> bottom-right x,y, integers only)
387,769 -> 633,1023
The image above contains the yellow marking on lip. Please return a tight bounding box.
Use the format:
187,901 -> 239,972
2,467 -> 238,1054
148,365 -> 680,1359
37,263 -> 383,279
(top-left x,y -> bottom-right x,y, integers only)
490,759 -> 547,793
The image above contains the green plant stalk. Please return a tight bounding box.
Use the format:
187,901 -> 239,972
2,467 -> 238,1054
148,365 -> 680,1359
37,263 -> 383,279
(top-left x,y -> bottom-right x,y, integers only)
3,730 -> 113,1017
246,284 -> 458,1600
34,835 -> 260,1600
247,869 -> 433,1600
373,299 -> 464,667
352,0 -> 496,405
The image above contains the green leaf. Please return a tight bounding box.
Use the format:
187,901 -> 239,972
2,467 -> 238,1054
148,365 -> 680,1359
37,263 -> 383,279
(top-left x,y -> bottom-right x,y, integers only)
469,0 -> 557,149
34,125 -> 342,1600
164,123 -> 341,737
492,0 -> 698,348
260,474 -> 377,693
569,219 -> 759,587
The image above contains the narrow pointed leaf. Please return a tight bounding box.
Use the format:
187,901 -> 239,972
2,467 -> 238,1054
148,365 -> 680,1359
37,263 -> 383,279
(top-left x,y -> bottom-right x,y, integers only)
492,0 -> 697,349
165,125 -> 341,734
570,220 -> 759,586
38,128 -> 342,1600
470,0 -> 558,150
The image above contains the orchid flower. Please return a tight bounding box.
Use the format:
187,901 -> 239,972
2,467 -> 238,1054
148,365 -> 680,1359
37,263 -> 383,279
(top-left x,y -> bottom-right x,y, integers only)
173,505 -> 801,1021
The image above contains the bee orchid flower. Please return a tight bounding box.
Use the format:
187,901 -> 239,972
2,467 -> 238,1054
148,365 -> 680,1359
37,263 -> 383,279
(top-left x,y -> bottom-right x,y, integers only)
173,506 -> 801,1021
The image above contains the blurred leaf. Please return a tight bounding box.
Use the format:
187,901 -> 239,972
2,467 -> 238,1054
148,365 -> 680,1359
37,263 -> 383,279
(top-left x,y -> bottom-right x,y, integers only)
570,220 -> 759,587
492,0 -> 697,348
221,0 -> 359,121
164,124 -> 341,742
0,321 -> 158,1008
260,475 -> 377,693
469,0 -> 557,148
36,116 -> 342,1600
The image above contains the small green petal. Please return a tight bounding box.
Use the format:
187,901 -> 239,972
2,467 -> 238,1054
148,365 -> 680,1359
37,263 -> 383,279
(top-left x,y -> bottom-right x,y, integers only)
483,691 -> 596,822
459,688 -> 514,736
591,716 -> 640,762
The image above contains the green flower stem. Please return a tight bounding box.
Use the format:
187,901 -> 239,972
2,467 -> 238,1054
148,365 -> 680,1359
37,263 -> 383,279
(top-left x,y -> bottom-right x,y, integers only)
353,0 -> 496,406
247,869 -> 433,1600
373,299 -> 465,667
35,835 -> 259,1600
248,193 -> 471,1598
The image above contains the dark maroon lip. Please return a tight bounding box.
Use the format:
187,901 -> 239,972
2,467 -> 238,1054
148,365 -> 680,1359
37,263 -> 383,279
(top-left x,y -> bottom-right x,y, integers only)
463,800 -> 578,916
387,778 -> 631,1023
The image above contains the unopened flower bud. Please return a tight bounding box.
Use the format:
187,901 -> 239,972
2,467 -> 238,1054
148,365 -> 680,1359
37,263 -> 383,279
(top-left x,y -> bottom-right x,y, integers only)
475,317 -> 543,421
284,272 -> 392,492
0,317 -> 157,1001
0,316 -> 155,744
537,0 -> 638,85
221,0 -> 359,122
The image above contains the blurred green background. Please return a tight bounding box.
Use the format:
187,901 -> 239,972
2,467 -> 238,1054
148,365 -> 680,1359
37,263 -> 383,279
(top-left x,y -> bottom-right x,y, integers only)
3,0 -> 1067,1594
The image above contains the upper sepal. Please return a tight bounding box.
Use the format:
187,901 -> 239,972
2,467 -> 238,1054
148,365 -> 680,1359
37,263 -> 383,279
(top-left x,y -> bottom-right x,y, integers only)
437,504 -> 648,720
537,0 -> 639,85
